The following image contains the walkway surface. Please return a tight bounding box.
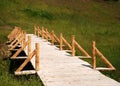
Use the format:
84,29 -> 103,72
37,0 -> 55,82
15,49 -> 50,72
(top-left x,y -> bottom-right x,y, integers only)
25,34 -> 120,86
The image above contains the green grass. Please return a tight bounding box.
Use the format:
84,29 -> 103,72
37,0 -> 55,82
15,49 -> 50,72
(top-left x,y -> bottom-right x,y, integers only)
0,59 -> 43,86
0,0 -> 120,84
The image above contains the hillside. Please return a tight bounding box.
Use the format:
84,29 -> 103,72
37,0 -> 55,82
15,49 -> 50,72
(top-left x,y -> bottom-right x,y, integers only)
0,0 -> 120,85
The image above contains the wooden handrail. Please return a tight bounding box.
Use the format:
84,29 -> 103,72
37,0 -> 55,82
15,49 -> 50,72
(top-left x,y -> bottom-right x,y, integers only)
15,43 -> 40,72
92,41 -> 115,70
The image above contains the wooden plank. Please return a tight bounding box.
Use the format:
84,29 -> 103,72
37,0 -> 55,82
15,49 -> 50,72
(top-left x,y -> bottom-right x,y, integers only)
96,67 -> 115,71
15,70 -> 36,75
10,56 -> 27,59
78,56 -> 91,59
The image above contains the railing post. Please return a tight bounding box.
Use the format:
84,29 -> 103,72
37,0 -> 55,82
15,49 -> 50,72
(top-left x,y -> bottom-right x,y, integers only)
42,27 -> 44,39
72,35 -> 75,56
34,26 -> 36,35
28,36 -> 31,56
35,43 -> 40,71
21,31 -> 25,46
46,29 -> 48,41
92,41 -> 96,69
60,33 -> 63,50
23,31 -> 26,46
37,27 -> 40,37
51,30 -> 55,45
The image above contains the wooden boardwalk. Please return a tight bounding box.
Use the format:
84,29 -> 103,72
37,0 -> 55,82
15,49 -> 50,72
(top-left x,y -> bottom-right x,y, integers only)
25,34 -> 120,86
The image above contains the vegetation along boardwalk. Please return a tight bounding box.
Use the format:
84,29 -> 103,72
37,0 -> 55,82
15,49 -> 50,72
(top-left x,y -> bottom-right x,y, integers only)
8,27 -> 120,86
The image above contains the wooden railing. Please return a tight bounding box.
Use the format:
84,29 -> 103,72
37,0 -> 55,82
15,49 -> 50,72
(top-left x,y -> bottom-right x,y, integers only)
71,35 -> 90,58
8,26 -> 21,42
7,27 -> 40,75
34,25 -> 116,71
15,43 -> 40,75
8,26 -> 115,72
34,26 -> 90,57
60,33 -> 72,51
92,41 -> 115,70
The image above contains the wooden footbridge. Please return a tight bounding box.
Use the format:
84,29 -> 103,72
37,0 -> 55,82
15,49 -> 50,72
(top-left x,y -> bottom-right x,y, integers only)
7,26 -> 120,86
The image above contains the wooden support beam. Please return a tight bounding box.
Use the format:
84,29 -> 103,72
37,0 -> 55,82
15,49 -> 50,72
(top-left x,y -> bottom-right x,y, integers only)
15,50 -> 36,72
74,40 -> 90,57
46,30 -> 52,40
35,43 -> 40,71
62,36 -> 72,50
95,47 -> 115,70
92,41 -> 96,69
53,33 -> 60,43
72,35 -> 75,56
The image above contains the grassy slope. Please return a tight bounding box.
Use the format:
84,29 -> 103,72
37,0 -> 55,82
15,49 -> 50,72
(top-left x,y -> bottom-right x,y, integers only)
0,0 -> 120,84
